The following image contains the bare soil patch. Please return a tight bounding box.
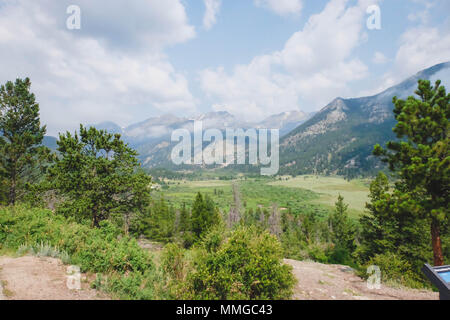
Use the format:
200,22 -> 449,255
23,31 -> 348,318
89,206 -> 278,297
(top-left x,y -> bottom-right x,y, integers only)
0,256 -> 110,300
286,259 -> 438,300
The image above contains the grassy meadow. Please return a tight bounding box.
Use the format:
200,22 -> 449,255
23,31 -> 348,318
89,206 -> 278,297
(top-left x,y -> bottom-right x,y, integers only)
154,175 -> 370,219
268,175 -> 370,218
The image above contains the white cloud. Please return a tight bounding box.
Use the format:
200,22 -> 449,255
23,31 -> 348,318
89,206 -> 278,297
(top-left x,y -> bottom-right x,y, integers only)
200,0 -> 376,120
0,0 -> 197,135
407,0 -> 435,25
394,27 -> 450,77
203,0 -> 222,30
254,0 -> 303,16
373,25 -> 450,93
373,52 -> 388,64
361,0 -> 450,96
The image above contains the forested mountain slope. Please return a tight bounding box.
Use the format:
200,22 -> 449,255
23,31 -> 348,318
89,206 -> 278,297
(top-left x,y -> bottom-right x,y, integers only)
280,62 -> 450,177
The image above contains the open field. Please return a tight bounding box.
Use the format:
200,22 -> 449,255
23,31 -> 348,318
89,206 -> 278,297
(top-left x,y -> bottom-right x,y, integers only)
158,179 -> 235,212
155,175 -> 369,219
268,175 -> 370,218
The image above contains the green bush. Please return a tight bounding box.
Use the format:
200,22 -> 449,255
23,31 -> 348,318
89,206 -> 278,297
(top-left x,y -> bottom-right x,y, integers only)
161,243 -> 186,280
328,245 -> 357,267
160,243 -> 188,299
0,206 -> 154,274
105,270 -> 163,300
305,243 -> 330,264
182,226 -> 296,300
364,252 -> 425,289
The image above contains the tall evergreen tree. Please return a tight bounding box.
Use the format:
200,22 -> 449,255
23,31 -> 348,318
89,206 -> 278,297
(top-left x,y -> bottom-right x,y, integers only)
359,172 -> 432,274
328,194 -> 356,252
374,79 -> 449,266
191,192 -> 219,239
179,202 -> 190,233
144,197 -> 176,242
0,78 -> 49,204
358,172 -> 397,261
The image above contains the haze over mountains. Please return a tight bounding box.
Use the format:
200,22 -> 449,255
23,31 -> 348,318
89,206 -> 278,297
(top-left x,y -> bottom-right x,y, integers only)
94,110 -> 309,140
44,61 -> 450,175
88,110 -> 311,168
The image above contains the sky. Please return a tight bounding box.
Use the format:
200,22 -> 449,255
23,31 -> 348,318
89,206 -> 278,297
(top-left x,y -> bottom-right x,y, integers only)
0,0 -> 449,136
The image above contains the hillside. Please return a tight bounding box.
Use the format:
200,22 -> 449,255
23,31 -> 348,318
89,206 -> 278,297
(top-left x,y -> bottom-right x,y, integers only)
279,62 -> 450,177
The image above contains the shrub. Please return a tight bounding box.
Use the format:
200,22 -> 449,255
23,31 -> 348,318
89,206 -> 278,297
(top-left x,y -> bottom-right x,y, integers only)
364,252 -> 425,289
182,226 -> 296,300
105,270 -> 161,300
161,243 -> 186,281
0,206 -> 154,274
305,243 -> 330,264
160,243 -> 188,298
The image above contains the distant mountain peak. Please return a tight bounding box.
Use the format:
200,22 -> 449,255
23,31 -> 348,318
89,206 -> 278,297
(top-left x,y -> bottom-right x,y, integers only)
195,110 -> 234,121
88,121 -> 123,134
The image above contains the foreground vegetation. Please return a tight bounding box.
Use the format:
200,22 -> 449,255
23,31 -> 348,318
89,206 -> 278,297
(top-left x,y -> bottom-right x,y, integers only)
0,206 -> 295,299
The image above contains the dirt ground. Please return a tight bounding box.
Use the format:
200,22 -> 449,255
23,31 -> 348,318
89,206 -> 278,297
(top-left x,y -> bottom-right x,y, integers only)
0,255 -> 438,300
285,259 -> 438,300
0,256 -> 109,300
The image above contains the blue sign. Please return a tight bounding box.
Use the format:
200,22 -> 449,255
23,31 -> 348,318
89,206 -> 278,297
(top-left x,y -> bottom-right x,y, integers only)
422,264 -> 450,300
439,271 -> 450,283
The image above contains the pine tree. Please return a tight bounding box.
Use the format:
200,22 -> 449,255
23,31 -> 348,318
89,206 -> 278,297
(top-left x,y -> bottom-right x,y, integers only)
0,78 -> 50,204
374,79 -> 449,266
144,197 -> 176,242
191,192 -> 219,239
49,125 -> 151,227
358,172 -> 397,261
179,202 -> 190,233
328,194 -> 356,252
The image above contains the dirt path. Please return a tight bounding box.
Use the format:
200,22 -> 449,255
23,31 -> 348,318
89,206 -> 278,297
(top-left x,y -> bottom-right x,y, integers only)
285,259 -> 438,300
0,256 -> 109,300
0,254 -> 437,300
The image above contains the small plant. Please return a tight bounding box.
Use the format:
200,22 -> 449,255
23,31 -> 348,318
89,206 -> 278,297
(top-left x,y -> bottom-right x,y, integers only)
17,244 -> 31,256
91,274 -> 108,291
1,280 -> 14,298
17,241 -> 71,264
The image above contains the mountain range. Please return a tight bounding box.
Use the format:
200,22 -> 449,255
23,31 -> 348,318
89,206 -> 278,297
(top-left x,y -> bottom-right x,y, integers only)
44,61 -> 450,176
87,110 -> 311,169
